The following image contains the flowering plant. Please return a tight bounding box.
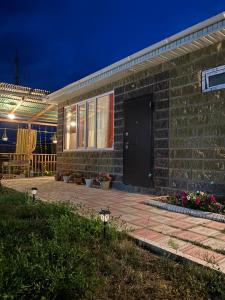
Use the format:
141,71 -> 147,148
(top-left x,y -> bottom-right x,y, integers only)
96,173 -> 112,182
168,191 -> 224,214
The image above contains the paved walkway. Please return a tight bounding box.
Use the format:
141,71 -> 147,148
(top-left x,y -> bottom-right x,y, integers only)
2,177 -> 225,273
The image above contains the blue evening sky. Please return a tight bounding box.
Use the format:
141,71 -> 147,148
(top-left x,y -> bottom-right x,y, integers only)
0,0 -> 225,91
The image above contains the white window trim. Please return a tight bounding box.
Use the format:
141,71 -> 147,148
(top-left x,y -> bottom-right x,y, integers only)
202,65 -> 225,92
63,91 -> 114,152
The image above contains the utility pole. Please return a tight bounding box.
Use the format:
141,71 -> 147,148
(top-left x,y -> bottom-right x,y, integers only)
14,50 -> 20,85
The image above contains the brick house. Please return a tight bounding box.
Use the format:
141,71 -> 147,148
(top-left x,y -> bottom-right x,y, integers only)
47,12 -> 225,196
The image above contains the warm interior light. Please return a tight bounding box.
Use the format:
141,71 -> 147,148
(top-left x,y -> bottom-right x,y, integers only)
8,113 -> 15,120
70,121 -> 76,127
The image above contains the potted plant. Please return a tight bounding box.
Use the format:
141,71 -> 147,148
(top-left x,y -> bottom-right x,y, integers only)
62,172 -> 70,183
84,176 -> 93,188
96,173 -> 112,190
71,172 -> 83,184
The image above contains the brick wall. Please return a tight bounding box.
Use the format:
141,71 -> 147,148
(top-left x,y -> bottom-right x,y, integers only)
168,40 -> 225,196
56,39 -> 225,196
56,64 -> 169,194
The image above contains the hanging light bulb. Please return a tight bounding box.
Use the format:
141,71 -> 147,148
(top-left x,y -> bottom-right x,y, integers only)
2,128 -> 8,142
8,113 -> 16,120
52,132 -> 57,144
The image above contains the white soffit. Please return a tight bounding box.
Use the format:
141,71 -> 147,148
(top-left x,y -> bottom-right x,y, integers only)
47,12 -> 225,103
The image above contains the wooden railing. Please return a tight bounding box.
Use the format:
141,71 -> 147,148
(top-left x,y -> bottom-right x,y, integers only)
32,154 -> 57,174
0,153 -> 57,176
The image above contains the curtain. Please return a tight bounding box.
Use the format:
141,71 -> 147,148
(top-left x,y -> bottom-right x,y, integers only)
78,104 -> 86,147
97,96 -> 110,148
108,94 -> 114,148
88,101 -> 95,147
16,128 -> 37,159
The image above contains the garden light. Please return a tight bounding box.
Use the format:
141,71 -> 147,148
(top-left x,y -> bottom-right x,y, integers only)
31,187 -> 38,201
99,208 -> 111,238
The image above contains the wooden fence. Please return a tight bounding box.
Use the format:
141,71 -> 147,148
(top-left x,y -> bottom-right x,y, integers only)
0,153 -> 57,176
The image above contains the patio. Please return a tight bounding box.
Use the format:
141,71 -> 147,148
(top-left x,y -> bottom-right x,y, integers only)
2,176 -> 225,273
0,83 -> 57,178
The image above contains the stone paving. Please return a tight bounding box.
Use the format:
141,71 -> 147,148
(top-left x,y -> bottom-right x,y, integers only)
2,177 -> 225,273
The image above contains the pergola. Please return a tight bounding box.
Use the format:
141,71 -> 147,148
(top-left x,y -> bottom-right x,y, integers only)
0,82 -> 57,126
0,82 -> 58,178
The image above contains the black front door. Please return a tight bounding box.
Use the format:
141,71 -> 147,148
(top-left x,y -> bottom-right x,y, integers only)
123,95 -> 153,187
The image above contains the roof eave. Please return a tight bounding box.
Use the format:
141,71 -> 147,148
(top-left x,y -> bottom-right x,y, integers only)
46,11 -> 225,104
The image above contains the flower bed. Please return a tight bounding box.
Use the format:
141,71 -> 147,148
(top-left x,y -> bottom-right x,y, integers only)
168,191 -> 225,214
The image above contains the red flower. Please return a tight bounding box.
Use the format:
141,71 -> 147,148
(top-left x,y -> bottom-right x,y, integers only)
210,195 -> 216,203
216,203 -> 222,210
180,191 -> 187,207
195,197 -> 201,205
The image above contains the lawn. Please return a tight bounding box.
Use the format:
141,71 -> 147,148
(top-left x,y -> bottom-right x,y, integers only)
0,186 -> 225,299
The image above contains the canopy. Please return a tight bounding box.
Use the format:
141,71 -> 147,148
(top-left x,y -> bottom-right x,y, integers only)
0,82 -> 57,125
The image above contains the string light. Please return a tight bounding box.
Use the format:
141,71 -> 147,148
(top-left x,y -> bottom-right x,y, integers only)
52,132 -> 57,144
2,128 -> 8,142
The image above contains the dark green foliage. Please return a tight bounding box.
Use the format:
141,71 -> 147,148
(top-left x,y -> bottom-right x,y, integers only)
0,186 -> 225,299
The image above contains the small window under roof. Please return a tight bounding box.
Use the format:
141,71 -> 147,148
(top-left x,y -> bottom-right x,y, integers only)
202,65 -> 225,92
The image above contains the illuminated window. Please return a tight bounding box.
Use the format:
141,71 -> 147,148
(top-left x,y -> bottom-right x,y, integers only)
97,94 -> 114,148
64,104 -> 77,150
63,92 -> 114,150
87,100 -> 95,148
78,103 -> 86,148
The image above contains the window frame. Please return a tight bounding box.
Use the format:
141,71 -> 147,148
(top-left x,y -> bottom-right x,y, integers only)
202,65 -> 225,92
63,91 -> 114,152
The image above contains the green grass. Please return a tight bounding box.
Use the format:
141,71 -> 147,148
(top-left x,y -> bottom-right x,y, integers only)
0,186 -> 225,299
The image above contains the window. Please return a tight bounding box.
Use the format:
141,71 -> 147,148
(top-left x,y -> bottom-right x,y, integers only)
97,94 -> 114,148
63,92 -> 114,150
202,65 -> 225,92
64,104 -> 77,150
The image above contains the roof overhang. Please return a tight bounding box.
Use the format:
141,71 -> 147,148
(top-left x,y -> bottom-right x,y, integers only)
47,11 -> 225,103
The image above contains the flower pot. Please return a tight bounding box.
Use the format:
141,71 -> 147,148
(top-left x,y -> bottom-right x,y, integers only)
63,176 -> 70,183
100,181 -> 110,190
55,173 -> 61,181
85,178 -> 93,188
74,177 -> 83,185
